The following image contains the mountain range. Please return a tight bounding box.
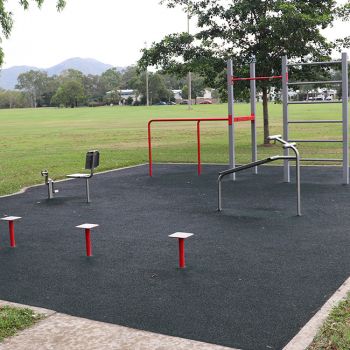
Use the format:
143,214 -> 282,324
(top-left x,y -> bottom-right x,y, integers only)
0,58 -> 124,90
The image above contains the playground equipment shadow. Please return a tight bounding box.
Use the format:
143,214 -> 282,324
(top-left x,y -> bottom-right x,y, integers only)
0,164 -> 349,350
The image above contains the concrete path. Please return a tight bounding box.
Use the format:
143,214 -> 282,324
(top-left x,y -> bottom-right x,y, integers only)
0,301 -> 236,350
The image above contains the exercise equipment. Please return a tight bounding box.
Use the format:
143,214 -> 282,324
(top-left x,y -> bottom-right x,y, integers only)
218,136 -> 301,216
282,52 -> 349,184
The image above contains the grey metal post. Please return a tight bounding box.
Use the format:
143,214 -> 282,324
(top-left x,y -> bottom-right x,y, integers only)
342,52 -> 349,184
86,178 -> 90,203
284,143 -> 301,216
227,59 -> 236,180
282,56 -> 290,182
250,61 -> 258,174
217,178 -> 222,211
296,152 -> 301,216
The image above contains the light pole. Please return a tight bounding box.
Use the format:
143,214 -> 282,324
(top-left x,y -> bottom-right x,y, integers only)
144,41 -> 149,107
187,11 -> 192,110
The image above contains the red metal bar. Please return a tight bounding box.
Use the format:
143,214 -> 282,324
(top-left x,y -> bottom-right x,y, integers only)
85,228 -> 92,257
234,114 -> 255,122
197,121 -> 201,176
232,75 -> 283,82
178,238 -> 185,268
148,118 -> 229,177
9,221 -> 15,248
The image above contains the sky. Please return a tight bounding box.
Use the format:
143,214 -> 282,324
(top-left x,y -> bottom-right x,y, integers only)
1,0 -> 349,69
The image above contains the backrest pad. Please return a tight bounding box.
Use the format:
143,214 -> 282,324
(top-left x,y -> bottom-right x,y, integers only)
85,150 -> 100,170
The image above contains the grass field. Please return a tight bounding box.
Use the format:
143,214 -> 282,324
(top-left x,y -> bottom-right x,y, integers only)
308,293 -> 350,350
0,103 -> 346,195
0,306 -> 41,341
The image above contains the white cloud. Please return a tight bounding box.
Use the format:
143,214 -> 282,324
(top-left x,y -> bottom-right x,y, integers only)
1,0 -> 349,69
2,0 -> 187,68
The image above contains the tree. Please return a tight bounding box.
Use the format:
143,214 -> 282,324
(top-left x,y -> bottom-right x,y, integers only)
0,89 -> 30,108
16,70 -> 49,107
51,80 -> 85,107
181,74 -> 205,103
0,1 -> 65,66
83,74 -> 105,103
139,0 -> 350,144
101,68 -> 122,92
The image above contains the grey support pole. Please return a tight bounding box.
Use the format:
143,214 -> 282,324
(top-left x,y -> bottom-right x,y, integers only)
227,59 -> 236,180
342,52 -> 349,185
250,61 -> 258,174
86,178 -> 90,203
282,56 -> 290,182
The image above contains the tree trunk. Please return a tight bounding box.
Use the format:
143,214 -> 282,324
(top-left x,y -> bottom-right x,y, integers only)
262,87 -> 270,145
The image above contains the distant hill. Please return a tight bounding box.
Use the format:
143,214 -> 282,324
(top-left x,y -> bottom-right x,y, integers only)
0,58 -> 123,90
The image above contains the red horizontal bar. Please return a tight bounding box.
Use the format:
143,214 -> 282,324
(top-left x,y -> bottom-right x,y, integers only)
148,118 -> 228,124
232,75 -> 283,82
234,115 -> 255,122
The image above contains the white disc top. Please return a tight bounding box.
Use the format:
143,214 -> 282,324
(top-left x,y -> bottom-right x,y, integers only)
76,223 -> 99,229
169,232 -> 194,239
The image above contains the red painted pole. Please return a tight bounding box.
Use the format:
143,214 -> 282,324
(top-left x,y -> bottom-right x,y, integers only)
9,221 -> 15,248
197,121 -> 201,176
148,121 -> 153,177
178,238 -> 185,268
85,228 -> 92,256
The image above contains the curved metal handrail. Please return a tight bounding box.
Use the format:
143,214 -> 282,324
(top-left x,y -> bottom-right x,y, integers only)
218,136 -> 301,216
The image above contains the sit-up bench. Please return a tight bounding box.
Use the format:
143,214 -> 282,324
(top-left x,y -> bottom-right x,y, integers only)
67,150 -> 100,203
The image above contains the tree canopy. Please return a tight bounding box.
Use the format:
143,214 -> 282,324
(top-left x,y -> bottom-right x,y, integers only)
0,0 -> 66,66
139,0 -> 350,143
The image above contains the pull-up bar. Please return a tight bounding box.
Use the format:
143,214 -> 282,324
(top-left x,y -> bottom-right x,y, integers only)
232,75 -> 284,82
148,116 -> 255,177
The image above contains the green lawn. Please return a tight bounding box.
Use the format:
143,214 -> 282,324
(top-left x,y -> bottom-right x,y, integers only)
0,306 -> 41,341
308,293 -> 350,350
0,103 -> 346,195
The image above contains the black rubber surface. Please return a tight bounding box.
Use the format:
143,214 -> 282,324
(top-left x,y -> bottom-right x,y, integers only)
0,164 -> 350,350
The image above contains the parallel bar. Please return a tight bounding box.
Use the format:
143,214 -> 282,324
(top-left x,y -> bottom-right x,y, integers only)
218,155 -> 301,216
287,60 -> 341,67
288,100 -> 342,104
342,52 -> 349,184
289,139 -> 343,143
288,80 -> 342,86
282,56 -> 290,182
301,158 -> 343,162
227,59 -> 235,181
219,156 -> 295,177
288,120 -> 342,124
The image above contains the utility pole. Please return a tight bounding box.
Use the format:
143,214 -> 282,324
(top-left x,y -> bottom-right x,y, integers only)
144,41 -> 149,107
187,11 -> 192,110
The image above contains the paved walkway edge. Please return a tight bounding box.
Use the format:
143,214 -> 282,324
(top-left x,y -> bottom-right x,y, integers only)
283,276 -> 350,350
0,300 -> 239,350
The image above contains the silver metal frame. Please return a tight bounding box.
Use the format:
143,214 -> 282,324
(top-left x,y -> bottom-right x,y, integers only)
227,59 -> 258,179
250,61 -> 258,174
217,135 -> 301,216
282,56 -> 290,182
227,60 -> 235,181
282,53 -> 349,184
41,170 -> 58,200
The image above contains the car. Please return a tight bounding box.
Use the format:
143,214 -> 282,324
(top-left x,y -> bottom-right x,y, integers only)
167,101 -> 176,105
154,101 -> 167,105
180,100 -> 188,105
199,100 -> 213,104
